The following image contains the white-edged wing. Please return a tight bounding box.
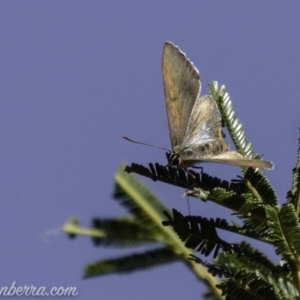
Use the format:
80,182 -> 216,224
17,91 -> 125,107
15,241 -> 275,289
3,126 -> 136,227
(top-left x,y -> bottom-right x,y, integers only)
180,149 -> 274,169
162,42 -> 200,149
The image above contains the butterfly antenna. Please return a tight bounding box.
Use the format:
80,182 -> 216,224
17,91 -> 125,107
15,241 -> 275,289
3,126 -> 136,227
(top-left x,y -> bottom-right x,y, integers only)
122,136 -> 170,152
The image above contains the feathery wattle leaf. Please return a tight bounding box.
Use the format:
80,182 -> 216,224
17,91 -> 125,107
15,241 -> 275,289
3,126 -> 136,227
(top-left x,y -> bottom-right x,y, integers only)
84,247 -> 179,278
287,128 -> 300,215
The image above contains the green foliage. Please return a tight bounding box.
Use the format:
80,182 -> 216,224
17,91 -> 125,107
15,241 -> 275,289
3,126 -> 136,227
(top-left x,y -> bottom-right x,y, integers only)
162,209 -> 235,258
287,129 -> 300,215
91,218 -> 163,247
85,247 -> 179,278
63,82 -> 300,299
210,82 -> 254,159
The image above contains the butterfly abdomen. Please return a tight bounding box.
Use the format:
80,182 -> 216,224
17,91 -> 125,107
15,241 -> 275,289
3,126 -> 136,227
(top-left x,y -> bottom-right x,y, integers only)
209,140 -> 230,156
181,139 -> 229,158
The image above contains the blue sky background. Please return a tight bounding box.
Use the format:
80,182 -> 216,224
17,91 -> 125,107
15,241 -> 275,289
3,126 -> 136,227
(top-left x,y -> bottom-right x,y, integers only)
1,2 -> 300,299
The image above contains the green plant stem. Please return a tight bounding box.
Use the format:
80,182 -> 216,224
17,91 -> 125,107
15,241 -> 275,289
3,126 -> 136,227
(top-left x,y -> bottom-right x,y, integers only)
115,171 -> 225,300
63,221 -> 106,238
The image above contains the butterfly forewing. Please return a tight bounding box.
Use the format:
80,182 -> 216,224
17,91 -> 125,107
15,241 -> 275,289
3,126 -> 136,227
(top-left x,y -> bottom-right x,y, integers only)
162,42 -> 201,149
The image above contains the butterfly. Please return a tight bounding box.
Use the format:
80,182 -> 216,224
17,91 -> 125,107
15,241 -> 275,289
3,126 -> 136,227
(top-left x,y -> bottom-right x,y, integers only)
123,41 -> 274,170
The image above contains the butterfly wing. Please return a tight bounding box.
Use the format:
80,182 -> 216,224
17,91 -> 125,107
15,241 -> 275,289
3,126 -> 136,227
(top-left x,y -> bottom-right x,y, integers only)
162,42 -> 274,170
180,95 -> 224,148
182,150 -> 274,169
178,95 -> 274,169
162,42 -> 201,149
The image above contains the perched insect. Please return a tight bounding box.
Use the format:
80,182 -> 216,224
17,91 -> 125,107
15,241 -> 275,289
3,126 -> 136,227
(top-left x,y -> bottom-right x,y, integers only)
123,42 -> 274,171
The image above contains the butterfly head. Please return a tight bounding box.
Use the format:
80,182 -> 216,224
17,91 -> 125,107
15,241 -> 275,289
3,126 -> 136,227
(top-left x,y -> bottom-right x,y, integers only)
166,151 -> 181,167
166,150 -> 199,179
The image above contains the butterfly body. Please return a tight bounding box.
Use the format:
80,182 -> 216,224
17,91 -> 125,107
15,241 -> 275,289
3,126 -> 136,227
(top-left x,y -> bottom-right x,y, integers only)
162,41 -> 273,170
123,42 -> 273,170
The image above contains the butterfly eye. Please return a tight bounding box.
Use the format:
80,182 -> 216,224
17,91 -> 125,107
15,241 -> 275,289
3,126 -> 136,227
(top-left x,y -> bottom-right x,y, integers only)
166,152 -> 181,166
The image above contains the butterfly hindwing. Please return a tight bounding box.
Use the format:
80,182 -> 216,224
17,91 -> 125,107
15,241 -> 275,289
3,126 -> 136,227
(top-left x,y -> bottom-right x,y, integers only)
181,95 -> 224,148
162,42 -> 200,149
181,151 -> 274,169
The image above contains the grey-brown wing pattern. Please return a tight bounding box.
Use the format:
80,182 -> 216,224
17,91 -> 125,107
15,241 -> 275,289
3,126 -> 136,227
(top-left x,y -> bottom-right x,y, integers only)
178,94 -> 274,169
162,42 -> 200,149
182,151 -> 274,169
181,95 -> 224,148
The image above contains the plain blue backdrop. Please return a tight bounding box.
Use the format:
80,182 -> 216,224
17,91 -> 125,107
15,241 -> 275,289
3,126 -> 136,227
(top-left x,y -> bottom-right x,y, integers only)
0,2 -> 300,299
